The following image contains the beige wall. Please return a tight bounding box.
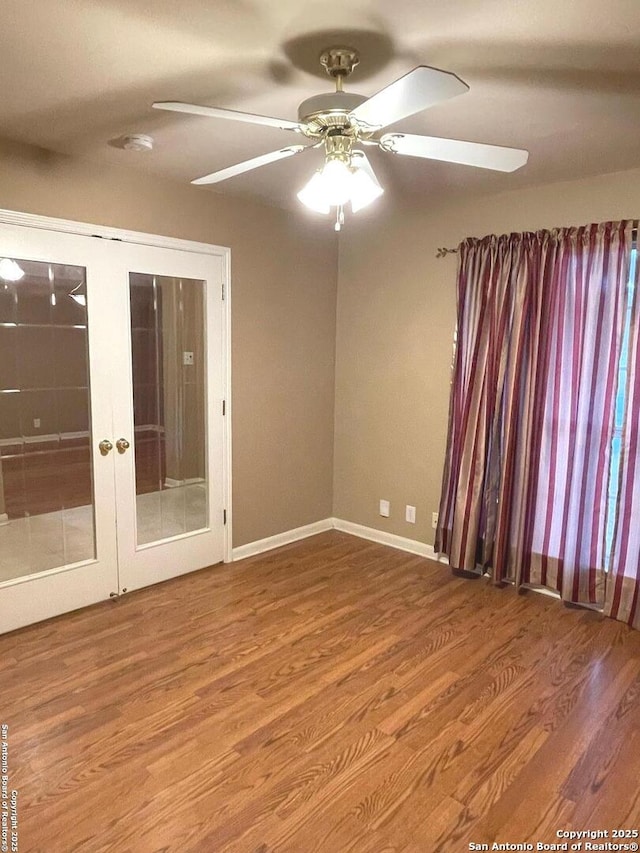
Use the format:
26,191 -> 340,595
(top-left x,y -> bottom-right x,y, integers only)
4,134 -> 639,552
0,137 -> 338,547
334,166 -> 640,546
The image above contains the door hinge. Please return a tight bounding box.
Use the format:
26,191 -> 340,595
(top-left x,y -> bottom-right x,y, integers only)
223,509 -> 227,525
222,399 -> 226,416
221,282 -> 225,300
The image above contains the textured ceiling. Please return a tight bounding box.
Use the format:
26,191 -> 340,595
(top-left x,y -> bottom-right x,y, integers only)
2,0 -> 640,210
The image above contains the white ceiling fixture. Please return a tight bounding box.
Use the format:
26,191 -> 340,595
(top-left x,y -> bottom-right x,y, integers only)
109,133 -> 155,152
153,47 -> 528,230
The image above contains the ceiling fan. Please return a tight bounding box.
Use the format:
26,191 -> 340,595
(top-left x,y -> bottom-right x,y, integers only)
153,47 -> 528,230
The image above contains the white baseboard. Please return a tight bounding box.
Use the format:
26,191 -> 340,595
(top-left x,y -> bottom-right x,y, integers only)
332,518 -> 448,564
232,516 -> 449,565
0,513 -> 8,527
232,518 -> 334,561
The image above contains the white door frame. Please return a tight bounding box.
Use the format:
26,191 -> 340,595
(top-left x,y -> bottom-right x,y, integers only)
0,207 -> 233,565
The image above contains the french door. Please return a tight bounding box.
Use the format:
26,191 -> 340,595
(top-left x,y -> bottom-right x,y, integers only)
0,217 -> 230,634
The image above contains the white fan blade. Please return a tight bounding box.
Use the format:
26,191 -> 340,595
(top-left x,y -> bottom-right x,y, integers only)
380,132 -> 529,172
192,145 -> 308,185
350,66 -> 469,130
152,101 -> 303,132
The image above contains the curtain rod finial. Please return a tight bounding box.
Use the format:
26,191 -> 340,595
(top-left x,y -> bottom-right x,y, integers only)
436,246 -> 458,258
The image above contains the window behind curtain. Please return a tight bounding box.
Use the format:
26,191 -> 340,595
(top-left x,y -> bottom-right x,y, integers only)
605,246 -> 637,568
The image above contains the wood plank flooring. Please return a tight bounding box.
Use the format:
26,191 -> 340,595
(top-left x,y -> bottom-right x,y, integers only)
3,530 -> 640,852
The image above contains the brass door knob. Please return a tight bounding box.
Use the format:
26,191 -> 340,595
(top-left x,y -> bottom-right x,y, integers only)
99,439 -> 113,456
116,438 -> 131,454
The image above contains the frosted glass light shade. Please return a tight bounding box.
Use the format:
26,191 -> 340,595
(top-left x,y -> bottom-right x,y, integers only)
297,158 -> 353,212
297,171 -> 331,214
350,163 -> 384,212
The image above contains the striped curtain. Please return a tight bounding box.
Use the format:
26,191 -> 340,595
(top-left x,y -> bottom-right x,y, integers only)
435,221 -> 638,619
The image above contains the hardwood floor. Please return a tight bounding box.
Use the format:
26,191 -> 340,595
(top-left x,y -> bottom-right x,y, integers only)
3,531 -> 640,852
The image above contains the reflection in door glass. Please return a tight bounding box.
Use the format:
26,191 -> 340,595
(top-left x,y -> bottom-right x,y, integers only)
129,274 -> 207,546
0,258 -> 95,583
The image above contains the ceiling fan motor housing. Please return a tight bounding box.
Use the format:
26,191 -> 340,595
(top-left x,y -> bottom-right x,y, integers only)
297,91 -> 367,135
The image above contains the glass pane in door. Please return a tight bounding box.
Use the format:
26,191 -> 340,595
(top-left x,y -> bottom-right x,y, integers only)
129,273 -> 207,546
0,258 -> 95,583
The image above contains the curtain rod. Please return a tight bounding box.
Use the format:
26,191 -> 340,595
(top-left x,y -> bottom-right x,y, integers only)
436,226 -> 638,258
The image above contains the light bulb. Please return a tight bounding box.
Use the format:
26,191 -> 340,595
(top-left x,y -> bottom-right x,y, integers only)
319,159 -> 353,206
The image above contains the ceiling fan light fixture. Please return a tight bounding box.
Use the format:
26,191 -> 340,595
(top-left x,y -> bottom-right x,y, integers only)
0,258 -> 25,282
298,150 -> 384,217
69,281 -> 87,307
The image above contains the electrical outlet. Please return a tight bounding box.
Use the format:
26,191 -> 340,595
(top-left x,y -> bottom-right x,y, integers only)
183,351 -> 194,366
379,499 -> 390,518
432,512 -> 439,529
33,418 -> 41,429
405,505 -> 416,524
